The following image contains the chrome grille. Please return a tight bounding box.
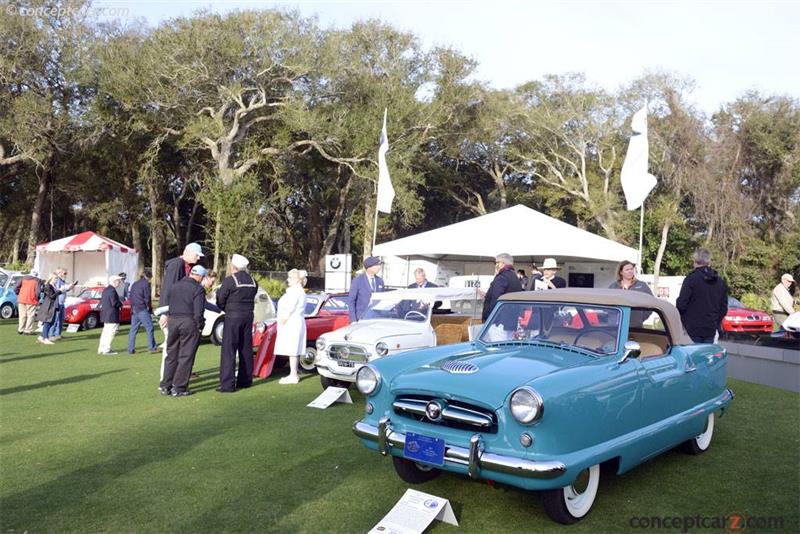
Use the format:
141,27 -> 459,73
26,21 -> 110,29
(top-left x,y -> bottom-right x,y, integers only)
393,395 -> 497,433
328,344 -> 369,362
442,360 -> 479,374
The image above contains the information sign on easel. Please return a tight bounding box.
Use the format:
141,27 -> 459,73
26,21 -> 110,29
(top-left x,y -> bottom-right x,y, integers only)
66,324 -> 80,333
306,386 -> 353,409
369,488 -> 458,534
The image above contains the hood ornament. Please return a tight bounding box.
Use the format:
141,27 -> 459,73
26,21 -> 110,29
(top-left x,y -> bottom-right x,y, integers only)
442,360 -> 479,375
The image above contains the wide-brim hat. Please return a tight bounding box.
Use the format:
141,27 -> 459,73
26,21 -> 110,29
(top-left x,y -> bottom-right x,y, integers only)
542,258 -> 560,270
363,256 -> 382,269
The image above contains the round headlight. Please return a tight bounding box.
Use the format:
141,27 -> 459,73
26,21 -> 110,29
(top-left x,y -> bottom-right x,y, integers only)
375,342 -> 389,357
356,365 -> 381,396
256,321 -> 267,333
316,337 -> 326,351
509,387 -> 544,424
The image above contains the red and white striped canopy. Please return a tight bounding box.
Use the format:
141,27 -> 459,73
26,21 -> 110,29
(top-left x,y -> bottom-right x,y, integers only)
36,231 -> 135,254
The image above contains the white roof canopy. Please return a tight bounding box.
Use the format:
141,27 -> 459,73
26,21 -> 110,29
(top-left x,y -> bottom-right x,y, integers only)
372,205 -> 638,263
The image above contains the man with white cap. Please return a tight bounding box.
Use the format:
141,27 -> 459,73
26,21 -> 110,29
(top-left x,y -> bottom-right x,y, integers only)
215,254 -> 258,392
772,273 -> 797,329
158,242 -> 203,368
97,275 -> 124,355
160,264 -> 207,397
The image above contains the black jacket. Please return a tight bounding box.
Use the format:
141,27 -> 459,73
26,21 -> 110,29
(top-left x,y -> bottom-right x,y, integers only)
407,280 -> 438,288
159,256 -> 192,307
129,278 -> 152,313
676,267 -> 728,338
99,285 -> 123,324
482,266 -> 523,321
36,283 -> 65,323
216,271 -> 258,316
167,277 -> 205,328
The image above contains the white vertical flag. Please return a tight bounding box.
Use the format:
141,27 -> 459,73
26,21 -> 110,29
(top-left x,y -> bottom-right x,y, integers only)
620,105 -> 658,210
376,108 -> 395,214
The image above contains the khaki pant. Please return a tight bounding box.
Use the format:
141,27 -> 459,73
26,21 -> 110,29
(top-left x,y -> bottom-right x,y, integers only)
17,303 -> 37,334
98,323 -> 119,353
160,324 -> 169,380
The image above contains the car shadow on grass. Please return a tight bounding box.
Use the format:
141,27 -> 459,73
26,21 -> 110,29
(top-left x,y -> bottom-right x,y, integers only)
0,368 -> 126,396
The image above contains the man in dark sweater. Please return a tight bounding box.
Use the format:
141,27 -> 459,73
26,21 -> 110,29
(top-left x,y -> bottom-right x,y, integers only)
127,270 -> 158,354
676,249 -> 729,343
98,276 -> 123,355
158,242 -> 203,373
160,265 -> 207,397
215,254 -> 258,392
482,253 -> 523,322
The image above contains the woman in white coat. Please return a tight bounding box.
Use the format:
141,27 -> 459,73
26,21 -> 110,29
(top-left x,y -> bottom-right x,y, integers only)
275,269 -> 307,384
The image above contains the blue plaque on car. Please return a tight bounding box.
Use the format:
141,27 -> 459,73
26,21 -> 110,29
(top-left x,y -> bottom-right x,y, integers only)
404,432 -> 445,466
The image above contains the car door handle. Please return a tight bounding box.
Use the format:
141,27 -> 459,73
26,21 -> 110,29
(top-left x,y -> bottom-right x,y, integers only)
685,364 -> 697,373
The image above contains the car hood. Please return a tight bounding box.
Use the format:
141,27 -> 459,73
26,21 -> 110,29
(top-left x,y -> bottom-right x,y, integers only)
726,307 -> 768,318
324,319 -> 425,345
388,344 -> 594,409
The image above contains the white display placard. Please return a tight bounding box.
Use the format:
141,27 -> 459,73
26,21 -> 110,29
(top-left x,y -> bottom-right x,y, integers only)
369,489 -> 458,534
66,323 -> 80,333
306,386 -> 353,409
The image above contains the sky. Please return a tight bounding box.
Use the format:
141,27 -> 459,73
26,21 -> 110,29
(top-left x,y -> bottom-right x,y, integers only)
94,0 -> 800,112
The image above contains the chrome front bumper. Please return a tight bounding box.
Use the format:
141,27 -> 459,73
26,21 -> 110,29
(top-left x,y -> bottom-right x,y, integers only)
353,417 -> 566,480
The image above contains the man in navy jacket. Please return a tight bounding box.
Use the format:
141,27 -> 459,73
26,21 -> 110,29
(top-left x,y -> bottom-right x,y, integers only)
482,253 -> 523,322
349,256 -> 385,322
676,249 -> 728,343
127,271 -> 158,354
97,276 -> 123,355
407,268 -> 438,289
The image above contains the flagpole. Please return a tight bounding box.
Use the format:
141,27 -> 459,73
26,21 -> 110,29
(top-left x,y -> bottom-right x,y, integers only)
372,181 -> 379,254
638,201 -> 645,272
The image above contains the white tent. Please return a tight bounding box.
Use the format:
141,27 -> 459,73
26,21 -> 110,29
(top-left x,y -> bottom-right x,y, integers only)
373,205 -> 638,263
34,231 -> 139,286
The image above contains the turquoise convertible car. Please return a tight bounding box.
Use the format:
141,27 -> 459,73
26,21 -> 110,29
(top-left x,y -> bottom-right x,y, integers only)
353,289 -> 734,524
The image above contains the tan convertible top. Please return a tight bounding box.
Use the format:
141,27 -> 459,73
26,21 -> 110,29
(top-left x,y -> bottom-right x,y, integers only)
499,288 -> 692,345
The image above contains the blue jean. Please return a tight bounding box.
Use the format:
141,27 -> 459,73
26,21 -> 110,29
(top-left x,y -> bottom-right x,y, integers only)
128,309 -> 157,353
48,306 -> 65,337
41,321 -> 54,340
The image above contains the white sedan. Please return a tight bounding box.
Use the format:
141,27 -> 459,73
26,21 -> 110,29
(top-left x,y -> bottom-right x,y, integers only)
313,287 -> 482,389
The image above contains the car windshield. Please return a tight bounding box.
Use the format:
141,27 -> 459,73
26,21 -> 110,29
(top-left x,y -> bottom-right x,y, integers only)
253,291 -> 276,322
0,272 -> 7,288
478,302 -> 622,355
78,288 -> 103,300
362,298 -> 430,322
728,297 -> 745,308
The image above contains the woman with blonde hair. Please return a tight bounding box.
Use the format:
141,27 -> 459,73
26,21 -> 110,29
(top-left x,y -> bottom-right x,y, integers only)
36,272 -> 76,344
275,269 -> 308,384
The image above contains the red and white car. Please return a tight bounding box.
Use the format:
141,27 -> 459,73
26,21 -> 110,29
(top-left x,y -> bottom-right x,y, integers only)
721,297 -> 773,334
253,292 -> 349,378
65,286 -> 132,330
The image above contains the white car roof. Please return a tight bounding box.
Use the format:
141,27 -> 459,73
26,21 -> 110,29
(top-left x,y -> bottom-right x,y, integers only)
370,287 -> 482,303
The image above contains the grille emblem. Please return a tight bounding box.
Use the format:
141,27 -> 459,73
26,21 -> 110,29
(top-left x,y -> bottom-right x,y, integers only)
425,401 -> 443,421
442,360 -> 479,374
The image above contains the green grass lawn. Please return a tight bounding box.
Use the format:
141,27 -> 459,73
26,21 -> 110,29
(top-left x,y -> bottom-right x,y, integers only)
1,319 -> 798,533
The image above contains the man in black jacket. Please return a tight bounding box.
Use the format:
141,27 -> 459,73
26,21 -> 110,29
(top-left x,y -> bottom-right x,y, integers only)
158,242 -> 203,371
676,249 -> 728,343
127,270 -> 158,354
215,254 -> 258,393
97,276 -> 123,355
160,265 -> 207,397
482,253 -> 523,322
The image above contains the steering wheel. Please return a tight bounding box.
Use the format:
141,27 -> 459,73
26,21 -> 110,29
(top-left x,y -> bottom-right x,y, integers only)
403,310 -> 427,321
573,329 -> 616,351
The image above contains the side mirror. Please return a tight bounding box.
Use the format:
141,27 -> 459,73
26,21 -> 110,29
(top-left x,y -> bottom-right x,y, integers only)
618,341 -> 641,364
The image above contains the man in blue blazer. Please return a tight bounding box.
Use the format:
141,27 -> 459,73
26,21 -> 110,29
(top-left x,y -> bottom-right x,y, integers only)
349,256 -> 385,322
407,268 -> 438,289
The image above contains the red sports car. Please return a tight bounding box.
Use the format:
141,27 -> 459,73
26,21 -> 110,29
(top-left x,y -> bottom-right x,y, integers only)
721,297 -> 773,333
254,292 -> 349,378
65,286 -> 132,330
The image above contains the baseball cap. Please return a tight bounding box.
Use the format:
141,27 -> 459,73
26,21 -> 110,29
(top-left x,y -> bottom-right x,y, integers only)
782,273 -> 796,283
190,265 -> 208,277
185,242 -> 204,257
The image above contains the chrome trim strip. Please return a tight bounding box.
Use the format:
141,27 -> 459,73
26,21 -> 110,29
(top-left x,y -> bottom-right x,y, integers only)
353,420 -> 566,480
393,399 -> 427,416
393,398 -> 495,429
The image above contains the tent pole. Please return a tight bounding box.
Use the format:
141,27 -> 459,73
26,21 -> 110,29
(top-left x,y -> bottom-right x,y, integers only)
371,186 -> 379,255
638,201 -> 645,273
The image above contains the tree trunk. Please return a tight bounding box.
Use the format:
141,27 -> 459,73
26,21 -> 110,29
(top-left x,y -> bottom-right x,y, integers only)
653,216 -> 672,291
185,196 -> 200,246
11,223 -> 22,264
131,222 -> 143,276
318,171 -> 354,273
213,208 -> 222,274
308,206 -> 322,273
173,203 -> 183,254
26,167 -> 53,266
147,181 -> 162,298
362,194 -> 375,260
491,163 -> 507,210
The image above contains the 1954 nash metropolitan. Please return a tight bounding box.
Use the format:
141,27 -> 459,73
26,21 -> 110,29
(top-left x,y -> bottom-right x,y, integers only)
353,289 -> 734,524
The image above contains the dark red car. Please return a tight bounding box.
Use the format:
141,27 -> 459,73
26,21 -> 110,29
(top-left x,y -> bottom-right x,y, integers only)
254,292 -> 349,378
65,286 -> 132,330
721,297 -> 773,333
